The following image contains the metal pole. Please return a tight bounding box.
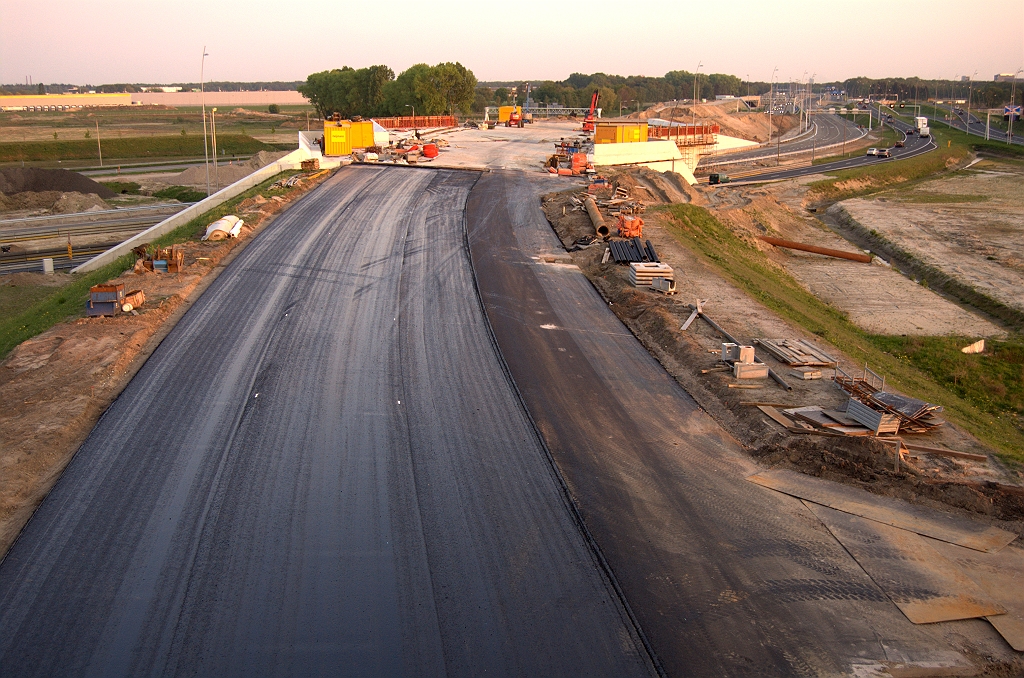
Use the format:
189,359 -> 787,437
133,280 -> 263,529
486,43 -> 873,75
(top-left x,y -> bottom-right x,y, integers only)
1010,68 -> 1022,145
95,119 -> 102,166
986,111 -> 990,140
201,47 -> 210,197
692,61 -> 702,129
966,71 -> 977,138
768,66 -> 777,146
212,108 -> 219,191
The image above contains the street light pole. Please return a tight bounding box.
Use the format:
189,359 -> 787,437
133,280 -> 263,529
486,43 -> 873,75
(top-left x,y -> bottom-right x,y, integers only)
211,107 -> 219,191
1009,68 -> 1022,144
691,61 -> 702,129
966,70 -> 977,138
768,66 -> 777,146
201,47 -> 210,197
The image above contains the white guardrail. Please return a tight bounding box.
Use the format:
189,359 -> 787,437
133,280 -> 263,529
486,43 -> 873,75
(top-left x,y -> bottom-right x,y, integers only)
72,147 -> 310,273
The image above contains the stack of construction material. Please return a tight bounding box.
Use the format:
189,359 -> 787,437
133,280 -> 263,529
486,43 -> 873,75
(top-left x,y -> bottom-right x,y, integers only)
754,338 -> 838,367
723,342 -> 768,379
87,283 -> 125,317
629,262 -> 673,287
202,215 -> 244,241
300,158 -> 320,171
121,289 -> 145,313
833,367 -> 945,433
610,237 -> 659,264
617,214 -> 644,238
847,398 -> 901,435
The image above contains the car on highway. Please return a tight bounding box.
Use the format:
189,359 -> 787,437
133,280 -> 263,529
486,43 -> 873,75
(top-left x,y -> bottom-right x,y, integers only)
866,148 -> 879,156
894,139 -> 905,147
876,148 -> 892,158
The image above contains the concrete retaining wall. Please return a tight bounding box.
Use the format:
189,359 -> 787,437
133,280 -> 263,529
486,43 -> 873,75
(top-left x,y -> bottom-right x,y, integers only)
73,148 -> 310,273
591,140 -> 697,185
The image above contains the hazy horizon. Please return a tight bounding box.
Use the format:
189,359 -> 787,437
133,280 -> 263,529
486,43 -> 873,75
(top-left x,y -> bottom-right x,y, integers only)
2,0 -> 1022,86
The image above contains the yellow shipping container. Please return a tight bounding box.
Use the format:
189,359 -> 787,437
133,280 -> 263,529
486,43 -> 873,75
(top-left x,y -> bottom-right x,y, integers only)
349,120 -> 375,149
497,106 -> 521,123
594,122 -> 648,144
324,122 -> 352,156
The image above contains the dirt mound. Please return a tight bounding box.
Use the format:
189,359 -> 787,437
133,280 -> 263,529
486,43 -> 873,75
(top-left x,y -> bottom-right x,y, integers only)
0,168 -> 115,199
638,102 -> 799,143
0,191 -> 110,214
50,193 -> 110,214
170,151 -> 287,187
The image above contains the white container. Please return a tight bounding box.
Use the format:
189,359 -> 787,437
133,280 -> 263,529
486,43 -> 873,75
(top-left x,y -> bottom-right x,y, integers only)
42,258 -> 54,274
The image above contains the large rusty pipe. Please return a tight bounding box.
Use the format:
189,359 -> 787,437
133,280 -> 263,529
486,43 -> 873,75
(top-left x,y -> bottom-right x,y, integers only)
758,236 -> 871,263
585,197 -> 610,237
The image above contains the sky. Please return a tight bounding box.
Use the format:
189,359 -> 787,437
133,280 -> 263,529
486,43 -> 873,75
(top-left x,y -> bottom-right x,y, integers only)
2,0 -> 1023,86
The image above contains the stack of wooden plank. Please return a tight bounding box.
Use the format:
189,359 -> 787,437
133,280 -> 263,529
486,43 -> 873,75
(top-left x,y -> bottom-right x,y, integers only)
754,338 -> 838,367
629,262 -> 673,287
834,370 -> 945,434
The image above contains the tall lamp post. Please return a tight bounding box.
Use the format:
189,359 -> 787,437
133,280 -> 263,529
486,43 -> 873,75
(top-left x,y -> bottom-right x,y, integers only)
691,61 -> 702,129
768,66 -> 778,146
405,104 -> 416,135
1008,68 -> 1022,144
211,107 -> 219,191
201,47 -> 211,197
965,70 -> 978,137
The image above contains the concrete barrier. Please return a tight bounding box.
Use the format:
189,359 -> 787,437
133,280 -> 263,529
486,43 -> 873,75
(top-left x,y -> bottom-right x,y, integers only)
72,148 -> 310,274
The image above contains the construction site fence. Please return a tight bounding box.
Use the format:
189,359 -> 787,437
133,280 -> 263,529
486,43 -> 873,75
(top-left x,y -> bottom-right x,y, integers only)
648,125 -> 719,147
373,116 -> 457,129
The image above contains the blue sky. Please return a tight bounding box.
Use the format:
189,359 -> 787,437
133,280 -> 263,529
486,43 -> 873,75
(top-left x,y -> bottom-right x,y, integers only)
2,0 -> 1022,84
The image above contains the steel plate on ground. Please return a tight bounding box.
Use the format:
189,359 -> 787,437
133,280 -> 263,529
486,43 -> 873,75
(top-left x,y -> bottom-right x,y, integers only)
930,541 -> 1024,651
804,502 -> 1005,624
748,469 -> 1016,553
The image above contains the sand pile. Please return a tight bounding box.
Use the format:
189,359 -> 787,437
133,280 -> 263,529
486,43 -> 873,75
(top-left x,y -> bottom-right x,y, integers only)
0,168 -> 115,199
0,191 -> 110,214
170,151 -> 288,187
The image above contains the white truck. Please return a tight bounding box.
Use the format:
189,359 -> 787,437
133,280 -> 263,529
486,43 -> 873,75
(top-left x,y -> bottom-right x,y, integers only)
914,116 -> 930,137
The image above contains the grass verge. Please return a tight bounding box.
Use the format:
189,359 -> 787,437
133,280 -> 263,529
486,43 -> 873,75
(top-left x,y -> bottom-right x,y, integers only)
661,202 -> 1024,463
153,186 -> 206,202
0,134 -> 276,163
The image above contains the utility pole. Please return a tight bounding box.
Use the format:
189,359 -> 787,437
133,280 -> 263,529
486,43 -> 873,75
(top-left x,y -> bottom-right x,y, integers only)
211,108 -> 219,191
768,66 -> 777,146
986,111 -> 991,140
95,120 -> 102,166
1009,68 -> 1022,144
966,71 -> 977,138
201,47 -> 211,197
692,61 -> 702,129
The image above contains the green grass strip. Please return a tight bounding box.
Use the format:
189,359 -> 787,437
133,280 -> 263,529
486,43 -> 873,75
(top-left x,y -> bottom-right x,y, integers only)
0,134 -> 276,163
661,203 -> 1024,463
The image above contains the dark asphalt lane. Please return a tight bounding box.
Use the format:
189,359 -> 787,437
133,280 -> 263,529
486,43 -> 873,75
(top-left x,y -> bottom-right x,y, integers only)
734,118 -> 936,183
708,113 -> 866,166
466,170 -> 965,676
0,166 -> 654,676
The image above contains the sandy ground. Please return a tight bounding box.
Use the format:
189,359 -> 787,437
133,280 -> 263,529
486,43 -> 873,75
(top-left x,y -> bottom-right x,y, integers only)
704,178 -> 1005,337
0,171 -> 331,557
427,120 -> 582,171
837,157 -> 1024,317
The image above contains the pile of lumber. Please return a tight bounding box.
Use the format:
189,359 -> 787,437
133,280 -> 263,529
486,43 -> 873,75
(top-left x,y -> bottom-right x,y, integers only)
834,371 -> 944,433
629,262 -> 673,287
754,338 -> 838,367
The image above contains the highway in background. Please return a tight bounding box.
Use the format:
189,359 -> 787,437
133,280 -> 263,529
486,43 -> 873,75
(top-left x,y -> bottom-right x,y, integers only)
704,112 -> 867,167
734,116 -> 936,183
0,166 -> 654,676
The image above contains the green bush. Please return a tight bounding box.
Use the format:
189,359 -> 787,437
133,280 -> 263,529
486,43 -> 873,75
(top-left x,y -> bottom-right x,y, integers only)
100,181 -> 142,194
153,185 -> 207,202
268,104 -> 280,114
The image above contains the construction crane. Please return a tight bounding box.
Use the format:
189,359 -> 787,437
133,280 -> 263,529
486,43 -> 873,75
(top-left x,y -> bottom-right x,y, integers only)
582,91 -> 600,133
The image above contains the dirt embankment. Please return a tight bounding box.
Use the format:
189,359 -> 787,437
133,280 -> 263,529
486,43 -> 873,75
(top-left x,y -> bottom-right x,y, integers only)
636,102 -> 800,142
539,171 -> 1024,532
169,150 -> 288,188
0,169 -> 333,558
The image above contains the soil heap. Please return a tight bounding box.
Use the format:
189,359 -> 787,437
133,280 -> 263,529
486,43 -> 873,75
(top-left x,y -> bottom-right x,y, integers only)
0,168 -> 115,199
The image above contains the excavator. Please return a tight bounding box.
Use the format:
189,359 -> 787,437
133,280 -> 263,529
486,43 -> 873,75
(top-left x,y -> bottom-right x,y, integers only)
582,91 -> 600,133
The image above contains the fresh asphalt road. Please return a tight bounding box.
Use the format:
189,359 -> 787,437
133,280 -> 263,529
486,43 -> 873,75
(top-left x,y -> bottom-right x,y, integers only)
0,166 -> 653,677
466,170 -> 969,676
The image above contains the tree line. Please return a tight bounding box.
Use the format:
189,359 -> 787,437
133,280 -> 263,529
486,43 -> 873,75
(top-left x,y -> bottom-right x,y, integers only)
834,77 -> 1020,109
298,63 -> 477,119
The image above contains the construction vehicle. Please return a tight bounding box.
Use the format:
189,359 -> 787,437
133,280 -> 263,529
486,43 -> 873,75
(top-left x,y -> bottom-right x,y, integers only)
506,107 -> 524,128
582,91 -> 600,133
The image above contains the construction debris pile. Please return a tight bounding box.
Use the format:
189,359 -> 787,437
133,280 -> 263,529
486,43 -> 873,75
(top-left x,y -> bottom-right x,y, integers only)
85,282 -> 146,317
546,139 -> 594,176
834,366 -> 945,434
607,237 -> 660,264
356,138 -> 448,165
132,244 -> 184,274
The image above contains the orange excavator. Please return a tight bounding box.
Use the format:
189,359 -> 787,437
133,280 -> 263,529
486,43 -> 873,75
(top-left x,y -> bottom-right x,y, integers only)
582,91 -> 600,133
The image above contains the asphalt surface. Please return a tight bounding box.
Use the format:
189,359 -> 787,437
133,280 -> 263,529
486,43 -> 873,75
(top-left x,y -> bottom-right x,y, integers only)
735,117 -> 936,183
0,166 -> 654,677
707,113 -> 866,166
466,170 -> 967,676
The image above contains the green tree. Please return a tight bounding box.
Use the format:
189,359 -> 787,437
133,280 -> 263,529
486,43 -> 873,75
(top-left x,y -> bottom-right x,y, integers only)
494,87 -> 509,105
268,104 -> 280,114
37,83 -> 45,95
